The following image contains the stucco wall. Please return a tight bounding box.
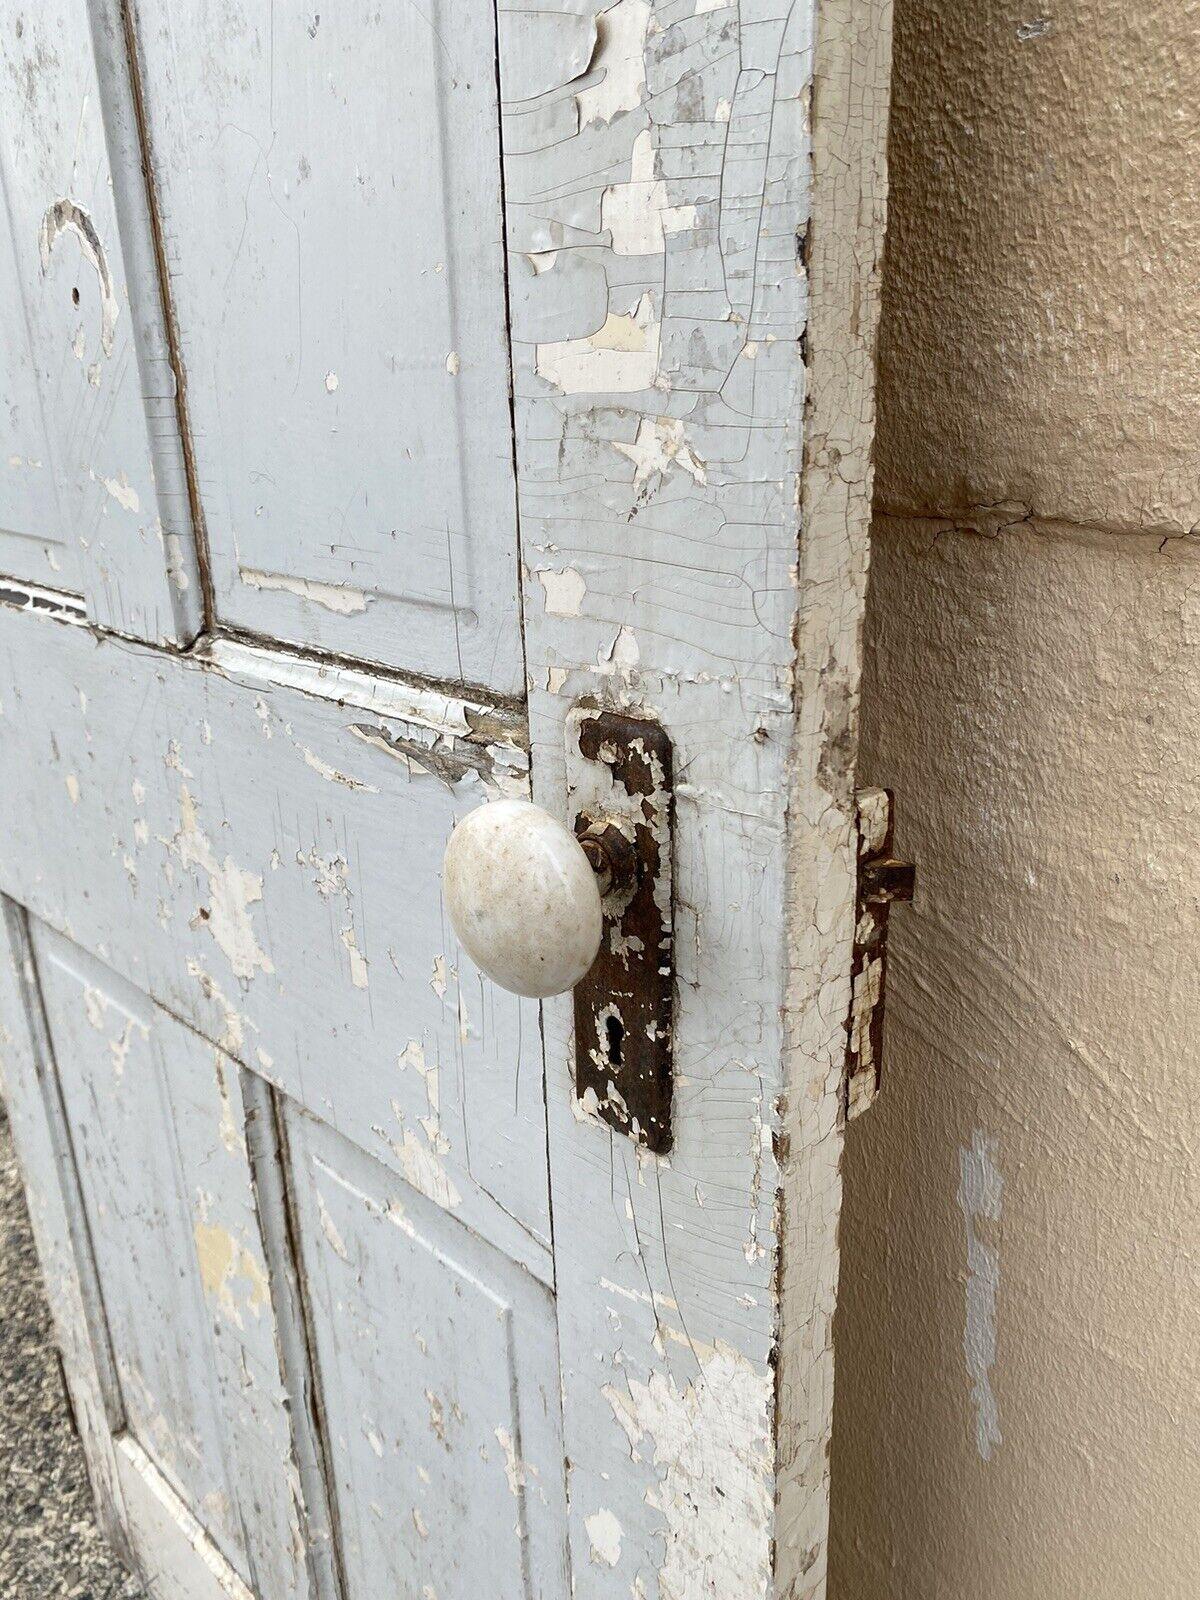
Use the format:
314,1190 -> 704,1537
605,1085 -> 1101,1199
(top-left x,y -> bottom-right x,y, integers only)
829,5 -> 1200,1597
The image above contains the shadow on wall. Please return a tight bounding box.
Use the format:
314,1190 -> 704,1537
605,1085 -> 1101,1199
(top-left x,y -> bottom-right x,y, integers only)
829,3 -> 1200,1598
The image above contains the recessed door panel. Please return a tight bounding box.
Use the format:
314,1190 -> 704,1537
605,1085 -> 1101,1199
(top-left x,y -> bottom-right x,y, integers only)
128,0 -> 522,690
30,922 -> 311,1599
0,0 -> 201,640
285,1109 -> 569,1600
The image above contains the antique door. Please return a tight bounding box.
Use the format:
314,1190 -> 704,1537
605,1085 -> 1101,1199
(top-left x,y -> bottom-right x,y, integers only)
0,2 -> 891,1598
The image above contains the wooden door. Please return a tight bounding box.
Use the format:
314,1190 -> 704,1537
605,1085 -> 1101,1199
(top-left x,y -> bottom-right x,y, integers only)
0,3 -> 892,1598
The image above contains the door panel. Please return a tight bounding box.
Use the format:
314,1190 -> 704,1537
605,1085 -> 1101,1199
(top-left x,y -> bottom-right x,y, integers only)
29,922 -> 312,1598
0,0 -> 202,640
285,1110 -> 568,1600
0,203 -> 81,596
127,0 -> 523,691
113,1437 -> 254,1600
0,616 -> 549,1269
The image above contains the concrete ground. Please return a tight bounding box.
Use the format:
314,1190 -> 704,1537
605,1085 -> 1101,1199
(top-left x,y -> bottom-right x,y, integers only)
0,1109 -> 144,1598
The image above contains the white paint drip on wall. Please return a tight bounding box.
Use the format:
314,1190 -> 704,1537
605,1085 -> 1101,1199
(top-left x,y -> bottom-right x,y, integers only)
958,1130 -> 1003,1460
536,293 -> 660,395
238,566 -> 370,616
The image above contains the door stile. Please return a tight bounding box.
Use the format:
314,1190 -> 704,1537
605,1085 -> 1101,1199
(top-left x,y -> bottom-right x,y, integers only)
775,1 -> 894,1590
0,897 -> 132,1561
496,0 -> 819,1591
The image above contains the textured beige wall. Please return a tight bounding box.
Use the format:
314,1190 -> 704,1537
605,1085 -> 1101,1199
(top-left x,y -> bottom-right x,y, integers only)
874,0 -> 1200,534
830,4 -> 1200,1597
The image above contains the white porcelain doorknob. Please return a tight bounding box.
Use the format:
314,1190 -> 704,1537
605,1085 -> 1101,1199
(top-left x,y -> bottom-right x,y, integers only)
442,799 -> 603,999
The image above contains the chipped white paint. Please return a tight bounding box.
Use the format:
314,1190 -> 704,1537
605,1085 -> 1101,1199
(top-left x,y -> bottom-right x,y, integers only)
38,197 -> 118,355
165,533 -> 191,593
594,624 -> 640,677
186,960 -> 247,1055
585,1507 -> 623,1567
299,746 -> 379,794
83,986 -> 107,1030
207,639 -> 529,788
193,1212 -> 269,1329
612,417 -> 706,497
298,847 -> 349,901
107,1014 -> 144,1080
238,568 -> 370,616
316,1191 -> 351,1261
536,293 -> 660,396
576,0 -> 652,127
495,1425 -> 536,1497
606,1344 -> 772,1598
165,788 -> 274,981
213,1053 -> 244,1156
959,1131 -> 1003,1461
603,130 -> 696,257
340,925 -> 370,990
94,469 -> 140,513
536,566 -> 588,618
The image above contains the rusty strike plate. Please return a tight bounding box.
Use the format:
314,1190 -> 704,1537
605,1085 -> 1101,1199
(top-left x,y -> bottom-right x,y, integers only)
566,706 -> 674,1152
845,787 -> 915,1120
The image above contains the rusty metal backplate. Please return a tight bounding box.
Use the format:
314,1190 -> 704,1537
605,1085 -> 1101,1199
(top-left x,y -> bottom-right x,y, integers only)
566,707 -> 674,1152
845,787 -> 916,1120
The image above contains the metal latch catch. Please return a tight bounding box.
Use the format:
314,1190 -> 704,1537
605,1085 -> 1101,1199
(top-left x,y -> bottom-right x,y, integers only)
845,787 -> 915,1119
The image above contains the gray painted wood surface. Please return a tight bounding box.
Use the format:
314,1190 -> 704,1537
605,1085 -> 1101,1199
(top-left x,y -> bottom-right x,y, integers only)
127,0 -> 524,691
0,0 -> 202,641
31,922 -> 309,1598
0,1 -> 892,1596
285,1108 -> 569,1599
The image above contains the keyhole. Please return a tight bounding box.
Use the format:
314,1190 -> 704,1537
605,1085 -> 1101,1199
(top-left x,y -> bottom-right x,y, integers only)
604,1013 -> 624,1069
